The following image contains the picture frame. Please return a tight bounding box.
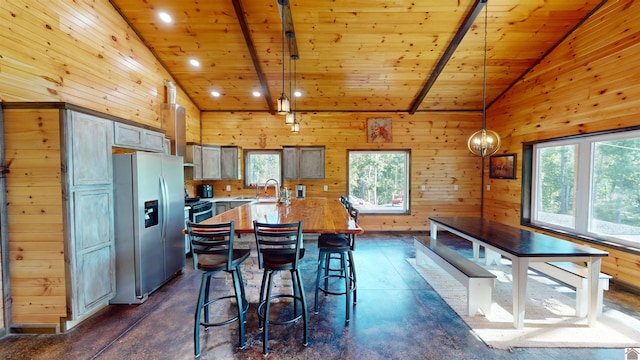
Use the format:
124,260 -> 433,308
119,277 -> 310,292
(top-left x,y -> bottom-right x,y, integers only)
489,153 -> 516,179
367,118 -> 392,143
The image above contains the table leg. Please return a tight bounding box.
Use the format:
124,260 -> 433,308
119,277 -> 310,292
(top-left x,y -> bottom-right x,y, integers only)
430,222 -> 438,245
512,258 -> 529,329
587,257 -> 602,327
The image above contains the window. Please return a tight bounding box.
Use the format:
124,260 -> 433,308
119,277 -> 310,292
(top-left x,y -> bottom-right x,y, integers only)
244,150 -> 282,188
348,150 -> 410,214
525,129 -> 640,248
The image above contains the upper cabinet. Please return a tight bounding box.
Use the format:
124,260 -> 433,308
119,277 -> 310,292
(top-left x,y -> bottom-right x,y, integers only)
185,144 -> 222,180
221,146 -> 240,180
113,122 -> 165,153
201,145 -> 221,180
185,144 -> 203,180
284,146 -> 325,179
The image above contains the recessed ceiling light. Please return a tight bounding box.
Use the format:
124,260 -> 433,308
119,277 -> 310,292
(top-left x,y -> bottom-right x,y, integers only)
252,91 -> 261,97
158,12 -> 172,23
211,91 -> 220,97
294,90 -> 302,97
189,59 -> 200,67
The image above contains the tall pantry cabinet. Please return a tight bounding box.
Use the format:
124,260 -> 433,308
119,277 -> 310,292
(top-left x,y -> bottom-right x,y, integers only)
3,103 -> 116,333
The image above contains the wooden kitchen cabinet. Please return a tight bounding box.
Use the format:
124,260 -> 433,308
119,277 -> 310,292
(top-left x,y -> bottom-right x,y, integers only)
185,144 -> 203,180
221,146 -> 240,180
185,144 -> 221,180
63,110 -> 117,329
284,146 -> 325,179
113,122 -> 165,152
201,145 -> 221,180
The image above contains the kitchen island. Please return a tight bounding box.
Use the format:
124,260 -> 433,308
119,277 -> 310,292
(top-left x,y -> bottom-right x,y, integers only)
200,198 -> 363,234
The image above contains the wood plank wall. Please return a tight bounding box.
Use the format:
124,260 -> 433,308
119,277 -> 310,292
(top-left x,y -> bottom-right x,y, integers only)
485,0 -> 640,289
0,0 -> 200,329
200,111 -> 485,231
4,109 -> 67,326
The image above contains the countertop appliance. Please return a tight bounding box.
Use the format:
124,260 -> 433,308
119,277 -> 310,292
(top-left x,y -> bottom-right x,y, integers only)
111,152 -> 185,304
197,184 -> 213,198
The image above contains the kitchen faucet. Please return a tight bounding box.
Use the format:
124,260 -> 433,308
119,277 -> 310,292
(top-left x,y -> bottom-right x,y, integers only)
260,178 -> 279,200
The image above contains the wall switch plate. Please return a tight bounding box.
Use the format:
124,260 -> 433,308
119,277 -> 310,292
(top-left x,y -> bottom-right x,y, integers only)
226,185 -> 231,191
323,185 -> 328,191
453,185 -> 458,191
421,185 -> 426,191
487,185 -> 491,191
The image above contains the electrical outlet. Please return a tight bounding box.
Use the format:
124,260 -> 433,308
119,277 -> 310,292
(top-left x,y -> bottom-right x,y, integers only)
323,185 -> 328,191
421,185 -> 426,191
226,185 -> 231,191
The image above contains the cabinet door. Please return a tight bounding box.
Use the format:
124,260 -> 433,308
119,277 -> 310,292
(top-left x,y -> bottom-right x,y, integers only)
69,111 -> 113,186
143,130 -> 165,152
221,146 -> 239,179
216,202 -> 229,215
185,145 -> 202,180
283,147 -> 298,180
202,145 -> 221,180
72,184 -> 115,314
299,147 -> 325,179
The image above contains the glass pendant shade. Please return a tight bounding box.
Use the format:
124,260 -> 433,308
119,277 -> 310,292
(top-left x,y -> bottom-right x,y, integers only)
277,94 -> 290,114
467,128 -> 501,157
291,119 -> 300,133
285,110 -> 295,124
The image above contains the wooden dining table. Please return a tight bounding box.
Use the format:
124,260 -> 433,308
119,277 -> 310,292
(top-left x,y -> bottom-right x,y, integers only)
199,197 -> 364,234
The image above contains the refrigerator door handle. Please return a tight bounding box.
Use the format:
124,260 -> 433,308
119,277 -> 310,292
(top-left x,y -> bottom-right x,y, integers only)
160,175 -> 168,240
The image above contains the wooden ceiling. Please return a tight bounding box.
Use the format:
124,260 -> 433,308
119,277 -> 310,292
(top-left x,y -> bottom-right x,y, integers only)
109,0 -> 605,114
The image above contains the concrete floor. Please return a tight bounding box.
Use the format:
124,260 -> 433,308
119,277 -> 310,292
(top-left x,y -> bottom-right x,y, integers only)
0,232 -> 638,359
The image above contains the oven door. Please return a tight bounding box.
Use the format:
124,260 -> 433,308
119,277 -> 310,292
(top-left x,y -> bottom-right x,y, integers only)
192,207 -> 213,223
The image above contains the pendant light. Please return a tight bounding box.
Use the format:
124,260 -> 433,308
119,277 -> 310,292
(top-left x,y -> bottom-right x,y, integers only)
285,54 -> 295,124
291,55 -> 300,132
467,1 -> 500,157
277,1 -> 290,115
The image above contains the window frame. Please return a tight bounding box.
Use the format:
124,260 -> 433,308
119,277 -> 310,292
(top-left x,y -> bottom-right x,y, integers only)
347,149 -> 411,215
522,126 -> 640,249
243,149 -> 283,188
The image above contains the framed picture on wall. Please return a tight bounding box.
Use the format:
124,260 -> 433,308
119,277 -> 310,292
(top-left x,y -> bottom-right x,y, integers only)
489,153 -> 516,179
367,118 -> 392,143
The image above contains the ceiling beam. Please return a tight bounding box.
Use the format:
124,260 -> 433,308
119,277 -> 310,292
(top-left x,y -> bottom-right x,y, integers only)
408,0 -> 486,114
232,0 -> 276,115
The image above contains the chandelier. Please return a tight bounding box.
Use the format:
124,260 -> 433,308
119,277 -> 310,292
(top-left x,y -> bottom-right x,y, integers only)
467,1 -> 500,157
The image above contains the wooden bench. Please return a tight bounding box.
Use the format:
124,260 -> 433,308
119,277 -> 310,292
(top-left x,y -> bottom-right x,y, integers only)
414,236 -> 496,316
528,261 -> 612,317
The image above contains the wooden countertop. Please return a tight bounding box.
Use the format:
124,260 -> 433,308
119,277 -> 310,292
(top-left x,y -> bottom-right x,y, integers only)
199,197 -> 363,234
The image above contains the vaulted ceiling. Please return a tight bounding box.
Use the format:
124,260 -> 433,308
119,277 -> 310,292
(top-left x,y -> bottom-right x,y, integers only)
109,0 -> 605,114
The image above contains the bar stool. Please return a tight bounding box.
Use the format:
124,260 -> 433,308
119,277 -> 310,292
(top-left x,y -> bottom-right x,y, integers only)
253,220 -> 308,355
314,207 -> 359,322
188,221 -> 250,358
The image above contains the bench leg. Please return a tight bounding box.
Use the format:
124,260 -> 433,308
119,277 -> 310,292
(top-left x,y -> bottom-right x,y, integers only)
467,278 -> 494,317
575,278 -> 608,318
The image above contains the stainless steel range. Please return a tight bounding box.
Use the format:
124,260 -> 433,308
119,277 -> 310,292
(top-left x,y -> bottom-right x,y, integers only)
185,197 -> 214,223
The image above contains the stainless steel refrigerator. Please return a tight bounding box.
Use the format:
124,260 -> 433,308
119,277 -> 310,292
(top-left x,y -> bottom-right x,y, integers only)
111,152 -> 185,304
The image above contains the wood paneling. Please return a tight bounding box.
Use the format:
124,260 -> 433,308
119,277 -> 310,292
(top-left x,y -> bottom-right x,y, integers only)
201,110 -> 484,231
485,0 -> 640,289
3,109 -> 67,329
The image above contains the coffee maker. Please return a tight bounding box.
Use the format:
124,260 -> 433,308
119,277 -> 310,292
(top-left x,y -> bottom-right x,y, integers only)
197,184 -> 213,198
295,184 -> 306,199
